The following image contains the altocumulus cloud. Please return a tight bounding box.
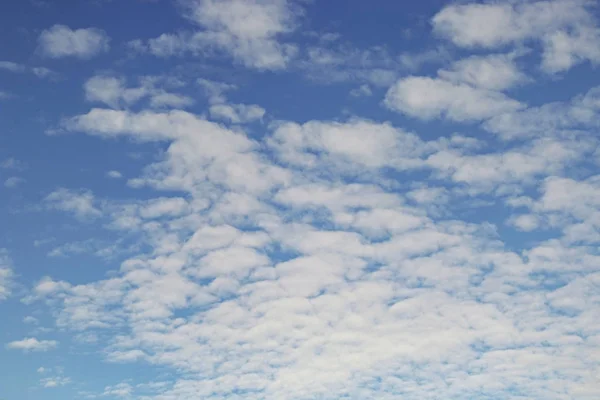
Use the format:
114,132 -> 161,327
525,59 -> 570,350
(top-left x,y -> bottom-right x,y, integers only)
2,0 -> 600,399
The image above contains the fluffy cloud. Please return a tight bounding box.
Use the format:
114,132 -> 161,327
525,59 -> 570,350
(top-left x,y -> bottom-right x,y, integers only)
39,89 -> 600,399
106,170 -> 123,179
6,337 -> 58,352
384,76 -> 524,121
541,25 -> 600,73
268,119 -> 429,170
432,0 -> 600,73
37,25 -> 110,59
133,0 -> 300,70
13,1 -> 600,399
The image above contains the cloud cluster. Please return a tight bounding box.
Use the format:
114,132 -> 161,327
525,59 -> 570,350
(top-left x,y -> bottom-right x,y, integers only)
432,0 -> 600,73
9,1 -> 600,399
31,93 -> 600,399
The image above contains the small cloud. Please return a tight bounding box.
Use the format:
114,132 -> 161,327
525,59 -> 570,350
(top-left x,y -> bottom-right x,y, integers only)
4,176 -> 24,188
0,61 -> 25,72
41,376 -> 71,388
32,66 -> 57,79
37,25 -> 110,59
1,158 -> 26,170
33,276 -> 71,297
209,103 -> 265,124
106,170 -> 122,179
45,188 -> 102,220
103,382 -> 133,398
6,337 -> 58,352
0,249 -> 14,301
23,316 -> 39,325
350,84 -> 372,97
508,214 -> 540,231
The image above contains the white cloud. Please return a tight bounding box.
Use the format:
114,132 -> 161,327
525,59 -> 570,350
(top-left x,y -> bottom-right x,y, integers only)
185,0 -> 300,69
0,62 -> 56,78
507,214 -> 540,231
32,66 -> 55,78
399,46 -> 451,71
107,170 -> 123,179
41,376 -> 71,388
432,0 -> 582,48
432,0 -> 600,73
1,157 -> 26,170
37,25 -> 110,59
197,79 -> 237,104
63,109 -> 288,195
541,26 -> 600,73
24,316 -> 39,325
150,92 -> 194,108
28,13 -> 600,398
103,382 -> 133,398
0,61 -> 25,72
484,85 -> 600,139
384,76 -> 524,121
84,75 -> 193,110
33,277 -> 72,297
197,78 -> 264,124
135,0 -> 301,70
426,137 -> 588,190
268,119 -> 432,171
349,84 -> 372,97
0,250 -> 14,301
45,188 -> 102,220
4,176 -> 24,188
6,337 -> 58,352
209,103 -> 265,123
438,53 -> 527,91
300,44 -> 399,87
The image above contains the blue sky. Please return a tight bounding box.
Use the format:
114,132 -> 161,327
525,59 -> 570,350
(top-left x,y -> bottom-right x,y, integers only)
1,0 -> 600,399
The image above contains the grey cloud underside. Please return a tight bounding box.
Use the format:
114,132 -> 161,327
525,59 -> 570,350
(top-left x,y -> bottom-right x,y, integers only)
34,81 -> 600,399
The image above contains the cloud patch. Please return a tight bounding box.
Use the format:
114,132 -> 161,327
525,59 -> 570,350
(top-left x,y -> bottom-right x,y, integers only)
384,76 -> 524,121
37,25 -> 110,59
6,337 -> 58,352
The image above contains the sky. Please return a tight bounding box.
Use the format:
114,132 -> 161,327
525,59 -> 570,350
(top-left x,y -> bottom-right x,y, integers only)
1,0 -> 600,399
